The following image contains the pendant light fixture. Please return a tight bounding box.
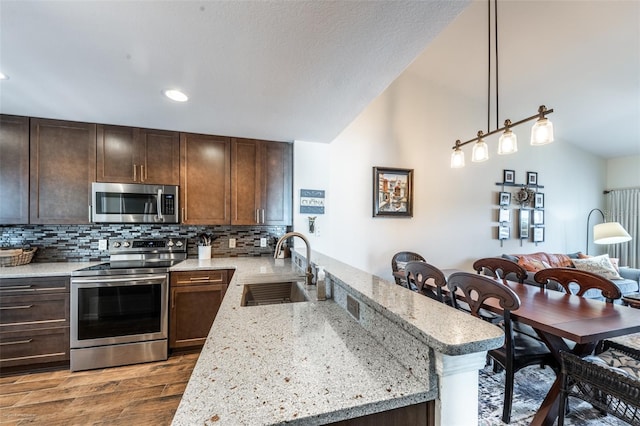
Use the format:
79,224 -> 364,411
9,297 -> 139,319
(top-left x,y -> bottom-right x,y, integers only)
450,0 -> 555,168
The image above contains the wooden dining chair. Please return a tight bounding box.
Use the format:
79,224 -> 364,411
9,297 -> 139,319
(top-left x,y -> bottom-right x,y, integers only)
391,251 -> 425,288
447,272 -> 556,424
404,261 -> 448,303
472,257 -> 528,283
533,267 -> 622,303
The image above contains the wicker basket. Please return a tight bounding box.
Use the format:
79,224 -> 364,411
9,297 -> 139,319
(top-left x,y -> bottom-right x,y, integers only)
0,248 -> 37,267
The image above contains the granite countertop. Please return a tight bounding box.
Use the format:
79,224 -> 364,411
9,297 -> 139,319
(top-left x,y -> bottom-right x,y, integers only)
171,253 -> 503,425
0,261 -> 102,278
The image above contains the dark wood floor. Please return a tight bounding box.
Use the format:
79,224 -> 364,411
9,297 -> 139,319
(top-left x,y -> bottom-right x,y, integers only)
0,351 -> 199,426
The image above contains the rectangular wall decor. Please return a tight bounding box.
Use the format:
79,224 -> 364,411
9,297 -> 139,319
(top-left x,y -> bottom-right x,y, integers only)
300,189 -> 325,214
373,167 -> 413,217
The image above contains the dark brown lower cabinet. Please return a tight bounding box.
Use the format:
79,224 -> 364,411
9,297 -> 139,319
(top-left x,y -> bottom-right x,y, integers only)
328,401 -> 433,426
0,276 -> 70,372
169,270 -> 232,349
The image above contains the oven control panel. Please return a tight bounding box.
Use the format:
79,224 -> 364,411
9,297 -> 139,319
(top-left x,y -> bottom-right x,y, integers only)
110,238 -> 187,253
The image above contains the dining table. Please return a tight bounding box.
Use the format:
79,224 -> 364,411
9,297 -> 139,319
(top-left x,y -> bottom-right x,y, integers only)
464,276 -> 640,426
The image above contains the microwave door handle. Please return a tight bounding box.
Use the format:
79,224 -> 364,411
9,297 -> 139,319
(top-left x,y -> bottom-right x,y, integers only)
156,188 -> 164,221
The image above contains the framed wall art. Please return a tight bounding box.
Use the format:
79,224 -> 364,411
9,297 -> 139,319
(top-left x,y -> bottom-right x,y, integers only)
533,227 -> 545,243
373,167 -> 413,217
527,171 -> 538,186
499,191 -> 511,206
503,169 -> 515,184
533,209 -> 544,225
499,208 -> 511,223
534,192 -> 544,208
519,209 -> 531,239
498,225 -> 510,240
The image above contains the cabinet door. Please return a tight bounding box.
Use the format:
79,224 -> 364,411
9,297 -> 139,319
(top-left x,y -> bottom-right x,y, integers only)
231,138 -> 261,225
30,118 -> 96,224
96,124 -> 137,183
262,141 -> 292,225
180,133 -> 231,224
169,283 -> 227,349
140,128 -> 179,185
231,138 -> 292,225
0,115 -> 29,224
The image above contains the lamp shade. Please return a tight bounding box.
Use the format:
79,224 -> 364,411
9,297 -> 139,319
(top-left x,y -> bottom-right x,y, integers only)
472,139 -> 489,162
593,222 -> 632,245
451,147 -> 465,168
498,129 -> 518,154
531,117 -> 554,145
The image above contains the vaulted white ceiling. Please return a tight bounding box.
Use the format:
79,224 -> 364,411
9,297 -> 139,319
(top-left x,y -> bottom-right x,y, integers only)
1,1 -> 638,158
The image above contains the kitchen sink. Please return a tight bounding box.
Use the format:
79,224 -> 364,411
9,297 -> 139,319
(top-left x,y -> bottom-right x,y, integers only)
240,281 -> 309,306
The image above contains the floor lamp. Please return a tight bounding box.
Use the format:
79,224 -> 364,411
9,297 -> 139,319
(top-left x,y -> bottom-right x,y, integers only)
586,208 -> 632,255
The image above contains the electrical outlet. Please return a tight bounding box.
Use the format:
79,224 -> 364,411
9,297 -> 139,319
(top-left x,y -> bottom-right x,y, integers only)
260,238 -> 267,247
98,239 -> 108,250
229,238 -> 236,248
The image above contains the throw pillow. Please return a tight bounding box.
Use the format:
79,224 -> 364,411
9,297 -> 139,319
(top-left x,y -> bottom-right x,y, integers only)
610,257 -> 620,271
517,257 -> 547,272
572,254 -> 622,280
577,252 -> 592,259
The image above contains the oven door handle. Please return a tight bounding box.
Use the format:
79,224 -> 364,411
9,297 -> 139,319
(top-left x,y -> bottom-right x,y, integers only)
72,275 -> 167,284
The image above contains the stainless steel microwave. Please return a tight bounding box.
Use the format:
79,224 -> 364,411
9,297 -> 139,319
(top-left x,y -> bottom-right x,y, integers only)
91,182 -> 179,223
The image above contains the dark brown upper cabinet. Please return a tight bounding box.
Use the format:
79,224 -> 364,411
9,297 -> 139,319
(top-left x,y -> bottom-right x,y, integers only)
96,125 -> 179,185
30,118 -> 96,224
0,115 -> 30,224
180,133 -> 231,225
231,138 -> 292,226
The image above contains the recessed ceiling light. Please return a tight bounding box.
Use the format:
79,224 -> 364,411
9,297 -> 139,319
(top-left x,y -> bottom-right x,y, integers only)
164,89 -> 188,102
0,72 -> 8,80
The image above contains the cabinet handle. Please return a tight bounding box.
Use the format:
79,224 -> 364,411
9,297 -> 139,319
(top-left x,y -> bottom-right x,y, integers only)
189,277 -> 210,281
182,207 -> 186,222
133,164 -> 137,181
0,305 -> 33,310
0,285 -> 34,292
141,164 -> 146,181
261,209 -> 265,224
0,339 -> 33,346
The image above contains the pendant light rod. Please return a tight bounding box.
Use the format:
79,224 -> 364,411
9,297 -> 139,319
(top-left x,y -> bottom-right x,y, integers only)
451,105 -> 554,149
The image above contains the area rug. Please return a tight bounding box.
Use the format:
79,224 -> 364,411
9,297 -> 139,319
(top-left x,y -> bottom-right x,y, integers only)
478,333 -> 640,425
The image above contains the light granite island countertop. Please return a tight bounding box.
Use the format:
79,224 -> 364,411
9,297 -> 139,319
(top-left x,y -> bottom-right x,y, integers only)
171,251 -> 503,426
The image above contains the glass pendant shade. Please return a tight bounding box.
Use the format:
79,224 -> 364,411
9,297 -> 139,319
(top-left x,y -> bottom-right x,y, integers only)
531,117 -> 554,145
450,148 -> 465,168
471,139 -> 489,162
498,129 -> 518,154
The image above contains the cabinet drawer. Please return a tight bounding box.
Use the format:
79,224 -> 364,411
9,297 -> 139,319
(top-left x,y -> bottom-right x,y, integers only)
171,269 -> 229,286
0,327 -> 70,368
0,293 -> 69,328
0,276 -> 69,296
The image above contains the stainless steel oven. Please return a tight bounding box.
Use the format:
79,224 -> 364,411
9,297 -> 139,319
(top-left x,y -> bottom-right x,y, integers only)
70,238 -> 186,371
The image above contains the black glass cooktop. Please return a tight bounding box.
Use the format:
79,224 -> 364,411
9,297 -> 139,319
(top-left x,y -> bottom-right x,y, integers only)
72,259 -> 184,277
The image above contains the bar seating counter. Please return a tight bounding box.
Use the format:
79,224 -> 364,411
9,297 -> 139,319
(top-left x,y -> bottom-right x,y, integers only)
170,251 -> 503,425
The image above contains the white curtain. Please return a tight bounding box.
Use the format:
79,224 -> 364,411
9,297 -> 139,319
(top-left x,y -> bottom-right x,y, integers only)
606,188 -> 640,268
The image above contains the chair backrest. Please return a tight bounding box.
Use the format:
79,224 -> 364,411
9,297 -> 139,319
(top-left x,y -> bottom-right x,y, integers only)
533,267 -> 622,303
404,261 -> 448,303
391,251 -> 426,286
447,272 -> 521,316
472,257 -> 528,283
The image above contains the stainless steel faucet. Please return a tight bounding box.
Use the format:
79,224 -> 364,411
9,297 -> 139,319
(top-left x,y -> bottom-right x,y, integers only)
274,232 -> 314,286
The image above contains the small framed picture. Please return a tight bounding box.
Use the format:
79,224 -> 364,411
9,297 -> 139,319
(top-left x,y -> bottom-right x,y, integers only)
519,209 -> 530,239
372,167 -> 414,217
534,192 -> 544,208
498,225 -> 510,240
499,208 -> 511,223
503,169 -> 515,184
533,227 -> 545,243
532,209 -> 544,225
499,191 -> 511,206
527,171 -> 538,186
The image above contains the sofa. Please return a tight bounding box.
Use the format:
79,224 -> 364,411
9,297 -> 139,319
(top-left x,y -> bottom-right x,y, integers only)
499,252 -> 640,302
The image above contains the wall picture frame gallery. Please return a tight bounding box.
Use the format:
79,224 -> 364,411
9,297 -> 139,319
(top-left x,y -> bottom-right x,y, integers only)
496,169 -> 545,244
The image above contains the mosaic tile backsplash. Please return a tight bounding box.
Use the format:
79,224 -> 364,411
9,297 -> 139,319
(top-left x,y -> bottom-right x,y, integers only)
0,224 -> 289,263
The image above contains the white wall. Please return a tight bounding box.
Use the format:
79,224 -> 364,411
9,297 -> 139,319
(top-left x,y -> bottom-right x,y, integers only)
606,155 -> 640,189
293,72 -> 606,283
